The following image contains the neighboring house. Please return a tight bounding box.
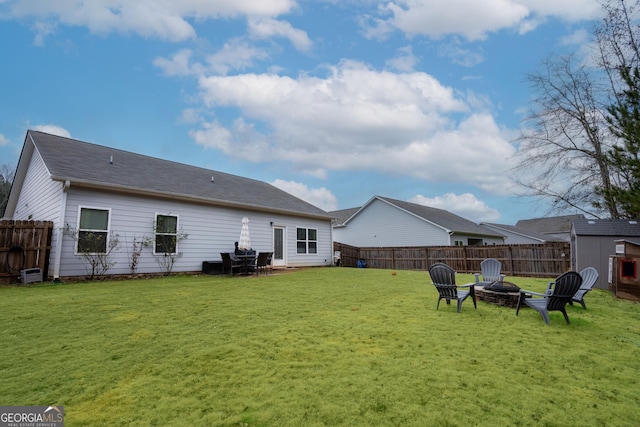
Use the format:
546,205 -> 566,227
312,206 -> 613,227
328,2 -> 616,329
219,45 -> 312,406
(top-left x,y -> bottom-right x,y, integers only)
516,214 -> 584,242
331,196 -> 505,247
4,131 -> 333,279
571,218 -> 640,289
481,222 -> 563,244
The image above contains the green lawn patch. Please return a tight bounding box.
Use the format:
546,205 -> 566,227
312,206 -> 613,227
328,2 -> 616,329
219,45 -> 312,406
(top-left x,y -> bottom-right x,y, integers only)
1,268 -> 639,426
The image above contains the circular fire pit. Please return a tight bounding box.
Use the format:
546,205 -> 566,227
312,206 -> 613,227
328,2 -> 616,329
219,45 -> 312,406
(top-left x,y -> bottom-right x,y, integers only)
475,281 -> 521,308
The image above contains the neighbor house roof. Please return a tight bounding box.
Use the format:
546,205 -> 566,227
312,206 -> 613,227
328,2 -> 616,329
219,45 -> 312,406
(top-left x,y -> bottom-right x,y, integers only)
572,218 -> 640,236
9,131 -> 331,219
329,207 -> 360,226
516,214 -> 584,234
481,222 -> 555,242
341,196 -> 504,238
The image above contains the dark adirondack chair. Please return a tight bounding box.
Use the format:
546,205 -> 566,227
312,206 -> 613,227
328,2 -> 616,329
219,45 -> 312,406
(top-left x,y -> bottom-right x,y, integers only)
474,258 -> 504,286
570,267 -> 599,309
428,263 -> 476,313
516,271 -> 583,324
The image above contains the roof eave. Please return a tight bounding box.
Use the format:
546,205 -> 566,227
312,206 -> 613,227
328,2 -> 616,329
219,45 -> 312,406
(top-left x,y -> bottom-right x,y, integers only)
57,178 -> 332,221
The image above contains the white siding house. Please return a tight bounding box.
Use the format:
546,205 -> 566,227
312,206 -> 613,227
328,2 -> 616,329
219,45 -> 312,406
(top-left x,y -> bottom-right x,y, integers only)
4,131 -> 334,279
332,196 -> 504,247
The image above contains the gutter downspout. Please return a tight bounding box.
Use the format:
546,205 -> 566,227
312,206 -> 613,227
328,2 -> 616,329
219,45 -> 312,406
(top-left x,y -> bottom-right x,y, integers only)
52,180 -> 70,279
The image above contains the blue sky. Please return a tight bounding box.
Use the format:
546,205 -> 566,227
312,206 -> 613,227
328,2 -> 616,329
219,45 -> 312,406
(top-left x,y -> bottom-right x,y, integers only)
0,0 -> 604,224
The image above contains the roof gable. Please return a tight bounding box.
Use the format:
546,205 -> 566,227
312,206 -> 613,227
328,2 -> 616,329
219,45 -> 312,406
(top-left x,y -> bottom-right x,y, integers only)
349,196 -> 503,237
23,131 -> 330,219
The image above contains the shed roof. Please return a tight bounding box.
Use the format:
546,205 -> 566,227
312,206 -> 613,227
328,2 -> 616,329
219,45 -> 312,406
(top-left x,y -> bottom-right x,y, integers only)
572,218 -> 640,236
21,131 -> 331,219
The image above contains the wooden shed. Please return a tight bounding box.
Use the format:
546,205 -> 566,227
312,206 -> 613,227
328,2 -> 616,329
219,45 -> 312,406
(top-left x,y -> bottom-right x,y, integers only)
609,240 -> 640,301
571,218 -> 640,290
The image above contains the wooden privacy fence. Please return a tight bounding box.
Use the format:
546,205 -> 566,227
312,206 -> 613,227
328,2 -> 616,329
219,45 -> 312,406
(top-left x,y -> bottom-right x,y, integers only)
334,241 -> 571,278
0,220 -> 53,281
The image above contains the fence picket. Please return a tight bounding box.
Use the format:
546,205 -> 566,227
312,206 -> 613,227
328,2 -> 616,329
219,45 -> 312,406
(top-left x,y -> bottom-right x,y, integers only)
334,241 -> 570,278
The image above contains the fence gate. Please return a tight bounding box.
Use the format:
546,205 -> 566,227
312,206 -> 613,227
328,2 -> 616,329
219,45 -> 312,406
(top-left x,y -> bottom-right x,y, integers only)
0,220 -> 53,282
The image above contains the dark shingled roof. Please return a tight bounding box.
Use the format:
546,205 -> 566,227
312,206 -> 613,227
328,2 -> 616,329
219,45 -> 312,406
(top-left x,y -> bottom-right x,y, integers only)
572,218 -> 640,236
329,207 -> 360,226
28,130 -> 330,219
481,222 -> 562,242
377,197 -> 503,236
344,196 -> 503,237
516,214 -> 584,234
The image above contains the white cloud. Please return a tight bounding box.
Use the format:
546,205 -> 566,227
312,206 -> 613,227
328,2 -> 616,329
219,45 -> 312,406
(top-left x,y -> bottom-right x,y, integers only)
205,39 -> 270,75
378,0 -> 530,41
560,28 -> 590,46
154,49 -> 196,77
154,40 -> 269,77
31,124 -> 71,138
3,0 -> 297,43
190,60 -> 516,194
386,45 -> 419,72
248,17 -> 313,52
409,193 -> 500,223
0,133 -> 9,146
270,179 -> 338,211
439,39 -> 485,67
367,0 -> 600,41
519,0 -> 602,21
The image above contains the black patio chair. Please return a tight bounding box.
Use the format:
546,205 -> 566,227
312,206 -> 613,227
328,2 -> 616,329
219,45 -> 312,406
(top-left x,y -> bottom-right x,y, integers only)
256,252 -> 273,275
428,262 -> 476,313
516,271 -> 583,324
220,252 -> 242,276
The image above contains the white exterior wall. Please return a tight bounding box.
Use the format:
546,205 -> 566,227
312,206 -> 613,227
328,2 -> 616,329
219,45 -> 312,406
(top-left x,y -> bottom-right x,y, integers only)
12,150 -> 62,222
56,187 -> 332,277
333,198 -> 450,247
11,149 -> 65,277
500,233 -> 540,244
449,233 -> 505,246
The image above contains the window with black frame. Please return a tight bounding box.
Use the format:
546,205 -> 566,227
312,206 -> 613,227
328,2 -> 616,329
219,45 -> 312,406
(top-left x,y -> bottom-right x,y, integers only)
297,227 -> 317,254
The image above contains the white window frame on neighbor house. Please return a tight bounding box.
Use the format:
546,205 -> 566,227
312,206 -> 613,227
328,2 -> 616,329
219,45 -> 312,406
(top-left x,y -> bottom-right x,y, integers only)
296,227 -> 318,254
154,213 -> 179,255
76,206 -> 111,254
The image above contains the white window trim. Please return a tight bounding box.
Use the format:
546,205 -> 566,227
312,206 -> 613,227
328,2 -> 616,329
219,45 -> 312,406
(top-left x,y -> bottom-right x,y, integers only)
296,226 -> 318,255
75,206 -> 112,255
154,213 -> 180,255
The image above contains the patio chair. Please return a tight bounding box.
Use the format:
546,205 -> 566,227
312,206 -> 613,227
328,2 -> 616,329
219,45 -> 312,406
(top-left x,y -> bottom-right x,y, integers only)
220,252 -> 242,276
474,258 -> 504,286
428,262 -> 476,313
570,267 -> 599,309
256,252 -> 273,275
516,271 -> 583,324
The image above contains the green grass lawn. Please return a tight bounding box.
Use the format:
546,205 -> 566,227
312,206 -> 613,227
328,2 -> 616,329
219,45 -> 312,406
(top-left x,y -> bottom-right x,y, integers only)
1,267 -> 639,426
